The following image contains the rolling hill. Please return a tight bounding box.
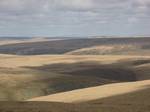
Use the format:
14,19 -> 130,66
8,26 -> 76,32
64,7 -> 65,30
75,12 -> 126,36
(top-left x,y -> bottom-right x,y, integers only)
0,85 -> 149,112
0,54 -> 150,101
0,37 -> 149,55
0,37 -> 150,112
66,44 -> 150,55
28,80 -> 150,103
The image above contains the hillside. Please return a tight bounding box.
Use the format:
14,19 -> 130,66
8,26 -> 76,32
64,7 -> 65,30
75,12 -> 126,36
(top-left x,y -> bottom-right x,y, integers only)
0,37 -> 149,55
28,80 -> 150,103
66,44 -> 150,55
0,54 -> 150,101
0,37 -> 66,45
0,87 -> 149,112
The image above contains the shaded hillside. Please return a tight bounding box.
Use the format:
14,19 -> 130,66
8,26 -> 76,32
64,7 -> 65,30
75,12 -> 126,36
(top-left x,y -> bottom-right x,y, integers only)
0,67 -> 114,101
27,58 -> 150,82
0,37 -> 150,55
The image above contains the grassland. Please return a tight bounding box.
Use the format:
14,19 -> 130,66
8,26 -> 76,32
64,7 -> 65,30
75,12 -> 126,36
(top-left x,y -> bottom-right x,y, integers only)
0,87 -> 149,112
0,37 -> 150,112
0,54 -> 150,101
0,37 -> 150,55
0,54 -> 149,112
29,80 -> 150,103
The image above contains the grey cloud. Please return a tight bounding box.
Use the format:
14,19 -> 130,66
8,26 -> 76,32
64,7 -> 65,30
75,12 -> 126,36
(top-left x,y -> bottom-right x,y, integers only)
0,0 -> 150,36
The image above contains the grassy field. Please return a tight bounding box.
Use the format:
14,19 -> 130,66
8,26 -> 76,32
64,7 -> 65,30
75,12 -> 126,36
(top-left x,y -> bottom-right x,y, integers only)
0,28 -> 150,112
0,36 -> 149,111
0,54 -> 150,101
29,80 -> 150,103
0,87 -> 149,112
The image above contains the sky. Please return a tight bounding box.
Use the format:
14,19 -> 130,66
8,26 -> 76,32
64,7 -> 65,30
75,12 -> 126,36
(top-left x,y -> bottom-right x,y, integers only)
0,0 -> 150,37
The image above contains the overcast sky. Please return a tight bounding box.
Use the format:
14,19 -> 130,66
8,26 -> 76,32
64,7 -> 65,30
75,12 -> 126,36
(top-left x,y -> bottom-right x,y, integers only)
0,0 -> 150,37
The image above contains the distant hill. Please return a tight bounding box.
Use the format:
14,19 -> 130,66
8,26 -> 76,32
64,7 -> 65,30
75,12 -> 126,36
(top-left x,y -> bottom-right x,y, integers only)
66,44 -> 150,55
0,37 -> 149,55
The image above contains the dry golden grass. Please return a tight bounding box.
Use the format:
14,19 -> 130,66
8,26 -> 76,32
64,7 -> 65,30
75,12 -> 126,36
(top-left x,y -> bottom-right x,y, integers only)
66,44 -> 150,55
66,44 -> 137,54
0,54 -> 150,101
28,80 -> 150,103
0,38 -> 63,45
0,54 -> 150,68
0,88 -> 150,112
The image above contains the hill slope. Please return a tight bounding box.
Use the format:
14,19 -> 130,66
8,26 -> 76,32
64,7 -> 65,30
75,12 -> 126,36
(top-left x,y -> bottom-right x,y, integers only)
66,44 -> 150,55
0,54 -> 150,101
28,80 -> 150,103
0,87 -> 150,112
0,37 -> 149,55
